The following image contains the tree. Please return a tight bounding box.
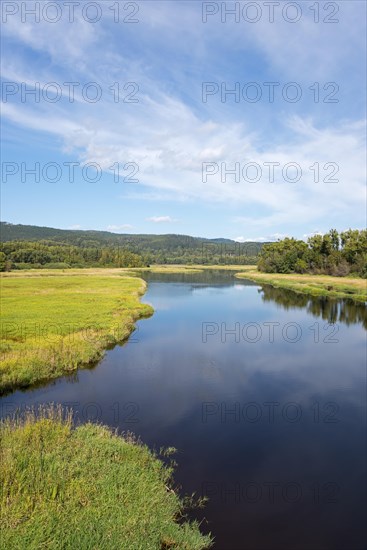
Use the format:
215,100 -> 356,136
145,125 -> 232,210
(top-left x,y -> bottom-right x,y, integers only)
0,252 -> 6,272
257,229 -> 366,277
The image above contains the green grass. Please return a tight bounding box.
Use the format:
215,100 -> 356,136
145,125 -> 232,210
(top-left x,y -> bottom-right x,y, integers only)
0,406 -> 213,549
0,272 -> 154,394
235,269 -> 367,303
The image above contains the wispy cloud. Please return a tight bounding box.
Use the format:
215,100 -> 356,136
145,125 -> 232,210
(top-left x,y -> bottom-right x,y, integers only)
107,224 -> 134,232
146,216 -> 176,223
234,233 -> 289,243
1,0 -> 365,237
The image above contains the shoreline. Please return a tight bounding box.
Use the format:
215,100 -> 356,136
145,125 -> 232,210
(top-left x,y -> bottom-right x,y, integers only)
235,269 -> 367,303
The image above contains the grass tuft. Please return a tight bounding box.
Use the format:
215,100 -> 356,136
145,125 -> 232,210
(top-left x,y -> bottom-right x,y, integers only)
0,405 -> 213,550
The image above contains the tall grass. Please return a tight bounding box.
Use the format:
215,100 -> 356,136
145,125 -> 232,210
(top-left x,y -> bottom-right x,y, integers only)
0,405 -> 213,549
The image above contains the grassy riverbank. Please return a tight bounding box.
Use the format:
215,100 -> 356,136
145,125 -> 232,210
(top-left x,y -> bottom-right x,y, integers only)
127,265 -> 367,303
0,406 -> 212,549
0,266 -> 206,277
0,272 -> 153,394
0,266 -> 249,393
2,265 -> 365,393
235,269 -> 367,302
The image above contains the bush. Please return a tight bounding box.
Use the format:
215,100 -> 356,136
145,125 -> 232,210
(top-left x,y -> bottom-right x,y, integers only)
294,259 -> 308,273
330,260 -> 350,277
13,262 -> 43,270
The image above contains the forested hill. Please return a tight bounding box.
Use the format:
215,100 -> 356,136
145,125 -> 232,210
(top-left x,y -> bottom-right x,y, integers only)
0,222 -> 264,268
0,222 -> 235,247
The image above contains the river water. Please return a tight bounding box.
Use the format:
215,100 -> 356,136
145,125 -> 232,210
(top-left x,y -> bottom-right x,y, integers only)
1,270 -> 366,550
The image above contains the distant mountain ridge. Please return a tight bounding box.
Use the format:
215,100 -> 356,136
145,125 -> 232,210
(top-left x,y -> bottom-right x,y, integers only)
0,222 -> 265,267
0,222 -> 260,249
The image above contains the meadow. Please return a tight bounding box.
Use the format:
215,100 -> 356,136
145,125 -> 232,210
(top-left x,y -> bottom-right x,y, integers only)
0,271 -> 153,394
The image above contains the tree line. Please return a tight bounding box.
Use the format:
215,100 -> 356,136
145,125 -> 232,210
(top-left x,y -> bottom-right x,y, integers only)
0,241 -> 147,271
0,240 -> 259,270
2,224 -> 364,276
0,223 -> 262,269
257,229 -> 367,277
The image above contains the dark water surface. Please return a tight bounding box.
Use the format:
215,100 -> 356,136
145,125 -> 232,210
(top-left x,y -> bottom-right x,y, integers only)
1,270 -> 366,550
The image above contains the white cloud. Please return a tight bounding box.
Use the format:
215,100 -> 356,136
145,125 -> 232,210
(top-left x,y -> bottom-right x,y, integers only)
2,0 -> 365,235
4,87 -> 365,232
3,71 -> 365,231
146,216 -> 176,223
234,233 -> 289,243
107,224 -> 133,232
234,236 -> 246,243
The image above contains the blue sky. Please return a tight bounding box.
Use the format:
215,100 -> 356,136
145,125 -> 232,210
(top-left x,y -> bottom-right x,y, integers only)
1,0 -> 366,241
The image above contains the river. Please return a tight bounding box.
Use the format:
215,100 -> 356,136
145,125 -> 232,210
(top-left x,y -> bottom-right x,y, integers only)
1,270 -> 366,550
